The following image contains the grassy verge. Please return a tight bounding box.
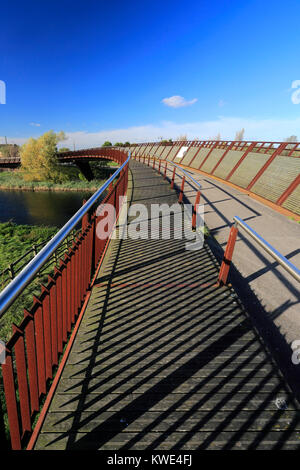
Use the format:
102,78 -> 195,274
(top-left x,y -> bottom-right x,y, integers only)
0,222 -> 59,341
0,222 -> 62,445
0,162 -> 117,192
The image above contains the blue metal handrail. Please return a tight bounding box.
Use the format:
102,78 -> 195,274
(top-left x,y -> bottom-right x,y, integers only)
0,153 -> 131,318
233,216 -> 300,283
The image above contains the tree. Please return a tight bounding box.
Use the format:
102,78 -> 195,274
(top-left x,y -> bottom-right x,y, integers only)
284,135 -> 298,142
58,147 -> 71,153
114,142 -> 124,147
102,141 -> 112,147
124,142 -> 130,147
284,135 -> 298,151
20,130 -> 66,182
235,128 -> 245,141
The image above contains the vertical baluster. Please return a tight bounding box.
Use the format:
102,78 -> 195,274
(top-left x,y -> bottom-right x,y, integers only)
24,310 -> 39,414
48,276 -> 58,366
54,267 -> 63,354
32,297 -> 46,396
1,352 -> 22,450
12,326 -> 31,435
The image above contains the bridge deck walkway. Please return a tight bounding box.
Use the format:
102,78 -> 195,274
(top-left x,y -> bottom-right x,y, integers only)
34,160 -> 300,450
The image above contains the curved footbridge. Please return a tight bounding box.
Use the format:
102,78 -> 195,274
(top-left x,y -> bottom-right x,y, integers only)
32,160 -> 300,450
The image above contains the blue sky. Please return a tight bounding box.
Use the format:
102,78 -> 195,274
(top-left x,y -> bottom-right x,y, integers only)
0,0 -> 300,147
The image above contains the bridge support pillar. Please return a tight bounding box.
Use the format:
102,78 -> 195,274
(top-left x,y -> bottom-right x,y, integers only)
75,160 -> 94,181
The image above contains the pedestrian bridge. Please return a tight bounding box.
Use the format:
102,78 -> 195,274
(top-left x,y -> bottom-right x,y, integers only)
0,143 -> 299,450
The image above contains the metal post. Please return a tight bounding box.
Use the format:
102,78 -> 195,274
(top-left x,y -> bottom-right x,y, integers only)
178,176 -> 185,203
192,190 -> 201,230
171,167 -> 176,189
218,225 -> 238,285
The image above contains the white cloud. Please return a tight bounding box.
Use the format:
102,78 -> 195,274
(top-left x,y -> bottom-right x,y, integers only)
29,122 -> 41,127
218,99 -> 226,107
5,115 -> 300,148
161,95 -> 198,108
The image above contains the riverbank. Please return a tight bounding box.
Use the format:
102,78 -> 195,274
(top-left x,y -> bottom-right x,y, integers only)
0,222 -> 59,341
0,162 -> 115,192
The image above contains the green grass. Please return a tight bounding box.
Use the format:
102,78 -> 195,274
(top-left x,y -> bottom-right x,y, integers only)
0,222 -> 59,341
0,162 -> 117,192
0,222 -> 62,446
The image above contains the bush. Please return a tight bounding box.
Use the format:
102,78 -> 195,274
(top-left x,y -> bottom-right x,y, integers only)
20,131 -> 66,182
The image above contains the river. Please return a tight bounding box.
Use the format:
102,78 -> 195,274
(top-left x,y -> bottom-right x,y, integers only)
0,189 -> 95,227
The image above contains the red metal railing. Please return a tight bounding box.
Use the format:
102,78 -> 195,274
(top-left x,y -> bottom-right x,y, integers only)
0,150 -> 129,450
131,140 -> 300,216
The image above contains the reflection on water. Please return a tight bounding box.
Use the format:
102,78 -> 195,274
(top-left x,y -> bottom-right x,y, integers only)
0,189 -> 94,227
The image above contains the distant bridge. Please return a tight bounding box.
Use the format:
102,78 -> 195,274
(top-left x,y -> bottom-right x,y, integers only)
0,144 -> 299,450
1,140 -> 299,216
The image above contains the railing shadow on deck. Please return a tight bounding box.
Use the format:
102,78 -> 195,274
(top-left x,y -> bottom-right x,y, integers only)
35,174 -> 300,450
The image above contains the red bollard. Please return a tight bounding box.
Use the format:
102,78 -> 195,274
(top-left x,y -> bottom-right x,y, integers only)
218,225 -> 238,285
171,167 -> 176,189
192,190 -> 201,230
178,176 -> 185,203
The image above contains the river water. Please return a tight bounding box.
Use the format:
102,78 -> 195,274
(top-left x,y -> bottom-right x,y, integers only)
0,189 -> 94,227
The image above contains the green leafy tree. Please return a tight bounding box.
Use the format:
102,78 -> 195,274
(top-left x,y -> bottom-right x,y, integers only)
58,147 -> 71,153
20,130 -> 66,182
102,141 -> 112,147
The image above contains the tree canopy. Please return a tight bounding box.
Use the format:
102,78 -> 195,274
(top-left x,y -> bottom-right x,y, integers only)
20,130 -> 66,182
102,141 -> 112,147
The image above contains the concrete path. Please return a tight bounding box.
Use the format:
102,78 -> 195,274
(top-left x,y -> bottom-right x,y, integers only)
167,164 -> 300,346
33,161 -> 300,450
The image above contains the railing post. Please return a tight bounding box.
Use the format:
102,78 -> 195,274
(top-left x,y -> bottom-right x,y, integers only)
178,176 -> 185,203
158,159 -> 161,174
218,225 -> 238,285
24,309 -> 39,413
171,167 -> 176,189
82,199 -> 88,231
192,190 -> 201,230
1,352 -> 22,450
12,325 -> 32,434
153,157 -> 155,169
164,161 -> 167,180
